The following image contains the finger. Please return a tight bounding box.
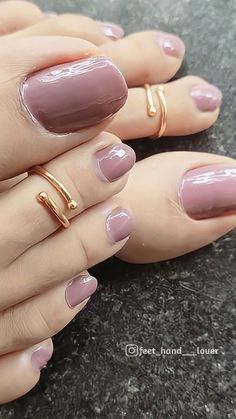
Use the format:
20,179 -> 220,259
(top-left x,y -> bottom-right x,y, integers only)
9,14 -> 124,45
0,133 -> 135,265
0,338 -> 53,404
0,1 -> 43,35
0,36 -> 127,180
4,197 -> 133,309
0,273 -> 97,354
117,152 -> 236,263
108,76 -> 222,140
101,31 -> 186,86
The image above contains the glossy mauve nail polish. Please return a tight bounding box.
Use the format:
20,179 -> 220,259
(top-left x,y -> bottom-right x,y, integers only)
191,85 -> 222,112
156,31 -> 185,58
65,275 -> 98,308
98,21 -> 124,39
31,345 -> 53,371
21,56 -> 128,134
106,208 -> 133,242
179,164 -> 236,220
96,144 -> 136,182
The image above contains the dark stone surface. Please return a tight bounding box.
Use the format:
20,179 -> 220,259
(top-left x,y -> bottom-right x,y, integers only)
1,0 -> 236,418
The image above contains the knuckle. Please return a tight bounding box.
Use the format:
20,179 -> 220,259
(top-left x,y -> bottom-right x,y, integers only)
33,303 -> 60,337
0,289 -> 76,353
16,301 -> 60,340
0,310 -> 14,351
0,305 -> 36,350
32,254 -> 65,289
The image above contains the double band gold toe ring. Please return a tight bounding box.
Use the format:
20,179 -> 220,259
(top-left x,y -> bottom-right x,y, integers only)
29,166 -> 77,229
144,84 -> 167,138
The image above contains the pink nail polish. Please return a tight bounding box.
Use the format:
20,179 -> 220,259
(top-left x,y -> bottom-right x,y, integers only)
106,208 -> 133,243
21,57 -> 128,134
156,31 -> 185,58
96,144 -> 136,182
31,345 -> 53,371
191,85 -> 222,112
179,164 -> 236,220
65,275 -> 97,308
98,21 -> 125,39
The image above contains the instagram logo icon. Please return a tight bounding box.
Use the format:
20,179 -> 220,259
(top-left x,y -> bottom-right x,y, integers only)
125,344 -> 139,357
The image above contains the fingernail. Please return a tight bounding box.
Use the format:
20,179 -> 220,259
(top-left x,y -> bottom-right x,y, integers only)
31,343 -> 53,371
106,208 -> 133,243
65,275 -> 97,308
98,21 -> 125,39
96,144 -> 136,182
156,31 -> 185,57
21,56 -> 128,134
179,164 -> 236,220
191,84 -> 222,112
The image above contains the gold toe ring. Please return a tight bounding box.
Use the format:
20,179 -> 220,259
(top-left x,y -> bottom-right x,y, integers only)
144,83 -> 167,138
29,166 -> 77,229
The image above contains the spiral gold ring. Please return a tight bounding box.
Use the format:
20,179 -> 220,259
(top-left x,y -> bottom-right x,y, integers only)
29,166 -> 77,228
144,84 -> 167,138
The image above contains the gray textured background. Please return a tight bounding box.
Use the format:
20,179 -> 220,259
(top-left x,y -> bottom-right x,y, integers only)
1,0 -> 236,418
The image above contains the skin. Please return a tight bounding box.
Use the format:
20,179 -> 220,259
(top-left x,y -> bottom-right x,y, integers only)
0,2 -> 235,403
2,10 -> 220,141
0,1 -> 42,34
0,35 -> 134,403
